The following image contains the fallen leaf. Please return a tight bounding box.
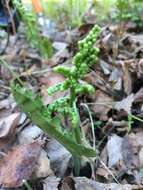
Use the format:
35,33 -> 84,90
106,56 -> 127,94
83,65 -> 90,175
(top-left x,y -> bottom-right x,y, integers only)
53,42 -> 67,51
46,139 -> 71,177
0,98 -> 13,119
43,176 -> 143,190
90,90 -> 113,120
96,167 -> 111,180
122,134 -> 140,170
114,94 -> 134,114
0,142 -> 41,188
100,59 -> 111,75
109,67 -> 123,91
107,134 -> 123,168
134,87 -> 143,103
139,147 -> 143,167
18,125 -> 43,145
34,149 -> 53,178
0,113 -> 20,152
43,177 -> 60,190
0,113 -> 20,138
59,177 -> 76,190
74,177 -> 143,190
0,99 -> 11,110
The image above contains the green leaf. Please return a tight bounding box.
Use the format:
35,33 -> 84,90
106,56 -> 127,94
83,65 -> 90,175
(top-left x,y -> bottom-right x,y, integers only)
11,80 -> 96,157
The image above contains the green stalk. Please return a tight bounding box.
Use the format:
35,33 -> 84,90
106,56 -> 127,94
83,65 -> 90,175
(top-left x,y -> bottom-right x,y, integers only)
69,87 -> 82,175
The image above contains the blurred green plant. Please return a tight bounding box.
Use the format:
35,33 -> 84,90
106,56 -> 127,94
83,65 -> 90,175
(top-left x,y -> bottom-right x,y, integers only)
92,0 -> 116,23
41,0 -> 88,28
13,0 -> 53,58
128,114 -> 143,132
116,0 -> 143,29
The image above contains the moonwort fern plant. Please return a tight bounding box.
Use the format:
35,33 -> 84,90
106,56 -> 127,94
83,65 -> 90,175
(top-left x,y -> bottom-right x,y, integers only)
11,25 -> 101,164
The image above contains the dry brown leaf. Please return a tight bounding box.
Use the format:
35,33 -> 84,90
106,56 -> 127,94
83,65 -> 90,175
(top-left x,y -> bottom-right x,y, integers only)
74,177 -> 143,190
107,134 -> 123,168
96,167 -> 110,180
0,113 -> 20,138
114,94 -> 134,114
100,59 -> 111,75
0,113 -> 20,152
59,177 -> 76,190
139,147 -> 143,167
90,90 -> 113,120
109,68 -> 122,91
0,99 -> 11,110
44,176 -> 143,190
134,87 -> 143,103
33,149 -> 53,178
85,71 -> 113,95
53,42 -> 67,51
43,177 -> 60,190
128,130 -> 143,170
122,134 -> 140,170
0,142 -> 41,188
18,125 -> 43,145
46,139 -> 71,177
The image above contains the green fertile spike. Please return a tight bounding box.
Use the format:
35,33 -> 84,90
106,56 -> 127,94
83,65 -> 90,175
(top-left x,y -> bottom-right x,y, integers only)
47,83 -> 64,95
54,66 -> 72,77
75,84 -> 95,94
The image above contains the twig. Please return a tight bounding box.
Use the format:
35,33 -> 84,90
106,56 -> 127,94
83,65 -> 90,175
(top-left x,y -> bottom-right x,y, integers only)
86,102 -> 114,108
80,103 -> 96,150
0,57 -> 23,85
21,68 -> 52,77
98,156 -> 120,184
5,0 -> 16,35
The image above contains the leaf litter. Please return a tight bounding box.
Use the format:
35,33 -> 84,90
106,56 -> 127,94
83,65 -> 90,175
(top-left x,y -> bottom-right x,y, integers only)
2,7 -> 143,190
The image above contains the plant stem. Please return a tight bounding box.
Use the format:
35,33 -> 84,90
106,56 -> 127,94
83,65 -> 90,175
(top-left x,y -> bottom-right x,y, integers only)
73,155 -> 81,176
70,87 -> 76,106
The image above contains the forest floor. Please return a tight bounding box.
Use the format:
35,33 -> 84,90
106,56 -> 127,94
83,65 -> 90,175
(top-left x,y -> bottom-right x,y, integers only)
1,19 -> 143,190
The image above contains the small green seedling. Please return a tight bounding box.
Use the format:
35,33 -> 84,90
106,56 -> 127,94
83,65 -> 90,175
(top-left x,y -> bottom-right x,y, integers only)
10,25 -> 101,174
128,114 -> 143,132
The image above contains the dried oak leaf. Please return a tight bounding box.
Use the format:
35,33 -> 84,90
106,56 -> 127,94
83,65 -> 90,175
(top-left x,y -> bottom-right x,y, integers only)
90,90 -> 113,121
46,139 -> 71,177
74,177 -> 143,190
44,176 -> 143,190
107,134 -> 123,168
122,134 -> 140,170
134,87 -> 143,103
59,177 -> 76,190
0,142 -> 41,188
43,177 -> 60,190
0,113 -> 20,139
114,94 -> 134,114
0,113 -> 20,152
